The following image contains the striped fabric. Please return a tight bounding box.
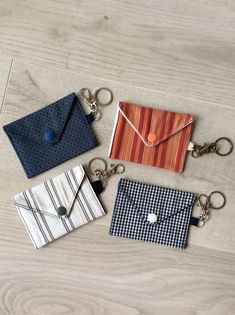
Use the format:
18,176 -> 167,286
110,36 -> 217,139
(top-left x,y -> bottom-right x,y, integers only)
13,165 -> 106,249
108,102 -> 194,172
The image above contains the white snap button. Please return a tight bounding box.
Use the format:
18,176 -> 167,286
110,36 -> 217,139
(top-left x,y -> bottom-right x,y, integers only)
147,213 -> 158,223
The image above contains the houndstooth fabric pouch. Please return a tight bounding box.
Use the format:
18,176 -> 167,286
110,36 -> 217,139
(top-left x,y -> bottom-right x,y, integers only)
109,179 -> 196,249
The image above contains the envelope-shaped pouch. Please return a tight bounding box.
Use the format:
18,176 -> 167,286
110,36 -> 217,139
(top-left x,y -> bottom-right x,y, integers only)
3,93 -> 98,178
109,179 -> 196,249
108,102 -> 194,172
13,165 -> 106,249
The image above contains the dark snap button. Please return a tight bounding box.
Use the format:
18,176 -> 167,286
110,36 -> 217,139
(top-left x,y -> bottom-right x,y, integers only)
56,206 -> 67,218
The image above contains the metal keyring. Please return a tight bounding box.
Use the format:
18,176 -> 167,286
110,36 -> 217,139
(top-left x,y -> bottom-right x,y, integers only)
215,137 -> 233,156
93,88 -> 113,106
208,191 -> 226,209
88,157 -> 107,175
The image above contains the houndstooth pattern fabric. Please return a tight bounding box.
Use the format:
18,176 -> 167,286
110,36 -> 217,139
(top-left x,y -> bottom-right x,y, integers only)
3,93 -> 98,178
109,179 -> 196,249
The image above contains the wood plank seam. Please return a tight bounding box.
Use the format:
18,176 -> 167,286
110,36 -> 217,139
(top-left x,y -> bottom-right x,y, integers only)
0,58 -> 14,115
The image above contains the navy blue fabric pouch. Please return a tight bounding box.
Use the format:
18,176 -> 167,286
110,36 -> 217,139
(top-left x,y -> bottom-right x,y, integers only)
3,93 -> 98,178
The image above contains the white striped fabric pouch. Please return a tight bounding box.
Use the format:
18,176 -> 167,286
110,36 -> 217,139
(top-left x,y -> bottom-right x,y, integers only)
13,165 -> 106,249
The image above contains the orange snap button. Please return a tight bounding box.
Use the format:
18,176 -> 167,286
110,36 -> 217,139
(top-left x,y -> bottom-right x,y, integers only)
147,132 -> 157,143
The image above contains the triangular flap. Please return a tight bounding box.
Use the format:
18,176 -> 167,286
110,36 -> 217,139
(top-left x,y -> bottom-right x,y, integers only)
118,179 -> 196,225
3,93 -> 77,145
13,164 -> 85,218
118,102 -> 194,147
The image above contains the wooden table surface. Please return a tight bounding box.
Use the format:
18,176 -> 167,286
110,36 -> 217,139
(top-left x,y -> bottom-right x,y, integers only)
0,1 -> 235,314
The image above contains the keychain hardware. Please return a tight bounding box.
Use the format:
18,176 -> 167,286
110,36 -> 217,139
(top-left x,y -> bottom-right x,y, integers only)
191,137 -> 233,158
79,87 -> 113,120
88,157 -> 125,184
196,191 -> 226,227
192,143 -> 216,158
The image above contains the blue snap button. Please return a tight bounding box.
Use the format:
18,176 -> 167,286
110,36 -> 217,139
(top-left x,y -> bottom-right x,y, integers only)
44,130 -> 56,143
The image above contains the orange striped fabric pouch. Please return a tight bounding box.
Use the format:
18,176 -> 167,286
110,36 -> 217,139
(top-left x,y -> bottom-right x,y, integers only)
108,102 -> 194,173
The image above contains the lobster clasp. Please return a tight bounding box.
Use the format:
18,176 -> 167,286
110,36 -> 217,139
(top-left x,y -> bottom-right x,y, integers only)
191,137 -> 233,158
196,191 -> 226,227
88,157 -> 125,184
79,87 -> 113,120
192,142 -> 216,158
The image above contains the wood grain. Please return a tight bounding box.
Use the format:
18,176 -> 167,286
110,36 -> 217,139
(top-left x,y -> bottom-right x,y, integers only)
0,1 -> 235,313
0,0 -> 235,106
0,60 -> 234,253
0,61 -> 234,314
0,218 -> 235,315
0,56 -> 12,111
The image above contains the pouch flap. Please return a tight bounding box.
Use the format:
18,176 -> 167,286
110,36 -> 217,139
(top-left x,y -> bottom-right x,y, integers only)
118,179 -> 196,225
3,93 -> 78,145
118,102 -> 194,147
13,164 -> 85,218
